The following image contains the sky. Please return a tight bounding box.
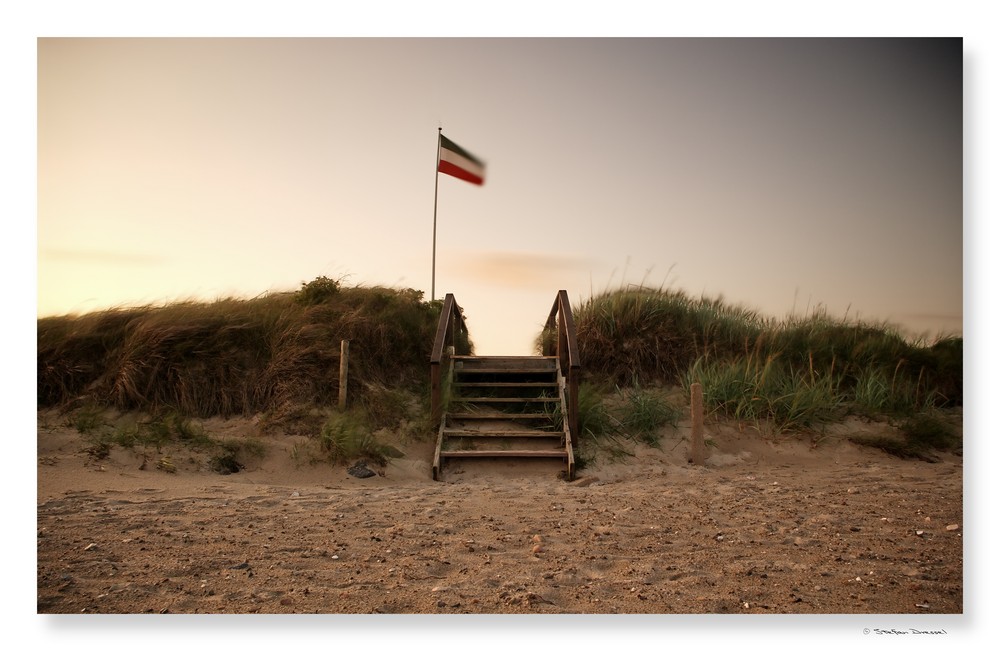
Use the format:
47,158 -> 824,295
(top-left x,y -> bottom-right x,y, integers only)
36,36 -> 964,354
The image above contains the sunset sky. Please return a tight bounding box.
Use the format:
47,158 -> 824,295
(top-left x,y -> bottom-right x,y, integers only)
37,36 -> 964,354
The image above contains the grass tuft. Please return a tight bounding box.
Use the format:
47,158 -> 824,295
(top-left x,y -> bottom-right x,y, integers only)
209,438 -> 267,474
616,385 -> 681,446
319,410 -> 390,466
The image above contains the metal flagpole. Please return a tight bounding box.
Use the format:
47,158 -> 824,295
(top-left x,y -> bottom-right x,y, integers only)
432,127 -> 442,301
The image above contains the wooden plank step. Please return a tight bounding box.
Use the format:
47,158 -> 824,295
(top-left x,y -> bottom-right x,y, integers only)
442,429 -> 562,438
456,366 -> 553,370
439,449 -> 568,459
453,358 -> 557,372
457,397 -> 560,403
453,382 -> 558,388
455,375 -> 556,383
453,355 -> 555,359
454,355 -> 555,363
449,412 -> 552,420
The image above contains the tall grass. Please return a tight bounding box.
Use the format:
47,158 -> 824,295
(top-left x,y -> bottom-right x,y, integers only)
573,287 -> 768,384
38,279 -> 444,421
41,280 -> 961,459
615,385 -> 682,445
683,355 -> 845,434
568,286 -> 961,430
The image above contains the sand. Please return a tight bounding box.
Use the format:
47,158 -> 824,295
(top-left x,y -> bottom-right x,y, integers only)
36,409 -> 963,615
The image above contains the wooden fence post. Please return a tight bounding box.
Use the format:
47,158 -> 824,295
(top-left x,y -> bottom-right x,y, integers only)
339,340 -> 350,410
690,382 -> 705,465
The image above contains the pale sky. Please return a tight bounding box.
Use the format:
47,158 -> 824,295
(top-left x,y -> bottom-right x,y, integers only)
37,37 -> 964,354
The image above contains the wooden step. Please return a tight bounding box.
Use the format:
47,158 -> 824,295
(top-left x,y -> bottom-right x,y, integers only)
448,412 -> 552,421
453,382 -> 558,389
434,352 -> 573,481
457,397 -> 560,404
455,366 -> 555,373
453,355 -> 556,371
441,428 -> 563,438
453,373 -> 557,381
439,449 -> 568,459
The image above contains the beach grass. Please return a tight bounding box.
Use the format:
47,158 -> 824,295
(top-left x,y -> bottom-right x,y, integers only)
40,278 -> 960,465
38,278 -> 444,421
569,286 -> 961,446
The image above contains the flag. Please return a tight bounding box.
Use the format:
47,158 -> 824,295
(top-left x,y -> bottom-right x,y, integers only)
438,134 -> 486,186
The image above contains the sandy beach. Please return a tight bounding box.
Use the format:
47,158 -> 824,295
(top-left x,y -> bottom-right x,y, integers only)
36,409 -> 962,615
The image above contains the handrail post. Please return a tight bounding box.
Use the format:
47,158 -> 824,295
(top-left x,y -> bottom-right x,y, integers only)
430,361 -> 443,427
545,290 -> 580,446
431,294 -> 467,429
557,291 -> 581,446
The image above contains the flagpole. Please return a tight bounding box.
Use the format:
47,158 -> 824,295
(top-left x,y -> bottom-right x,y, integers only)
432,127 -> 441,301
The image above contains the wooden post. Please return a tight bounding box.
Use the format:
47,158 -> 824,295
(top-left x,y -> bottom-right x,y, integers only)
339,340 -> 350,410
568,369 -> 579,447
690,382 -> 705,465
430,362 -> 442,426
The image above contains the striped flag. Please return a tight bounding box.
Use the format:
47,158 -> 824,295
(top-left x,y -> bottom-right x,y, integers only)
438,134 -> 486,186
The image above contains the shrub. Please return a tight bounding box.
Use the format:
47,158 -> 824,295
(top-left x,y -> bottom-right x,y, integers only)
293,276 -> 341,305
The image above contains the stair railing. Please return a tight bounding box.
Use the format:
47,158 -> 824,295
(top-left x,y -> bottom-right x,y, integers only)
430,293 -> 469,428
543,290 -> 580,446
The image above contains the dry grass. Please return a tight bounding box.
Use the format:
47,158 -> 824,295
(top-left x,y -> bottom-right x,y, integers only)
38,281 -> 443,424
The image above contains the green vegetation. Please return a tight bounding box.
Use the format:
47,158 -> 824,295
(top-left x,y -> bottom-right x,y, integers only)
567,286 -> 961,456
67,404 -> 107,434
848,411 -> 961,460
293,275 -> 341,305
574,286 -> 960,406
39,278 -> 447,468
78,410 -> 211,456
318,409 -> 400,467
208,438 -> 268,475
574,287 -> 766,384
576,382 -> 615,441
572,381 -> 683,465
40,278 -> 962,470
616,385 -> 683,442
683,354 -> 845,435
77,409 -> 266,473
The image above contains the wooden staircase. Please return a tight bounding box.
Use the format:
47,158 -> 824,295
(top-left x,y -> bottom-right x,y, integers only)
433,355 -> 574,480
430,292 -> 580,481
